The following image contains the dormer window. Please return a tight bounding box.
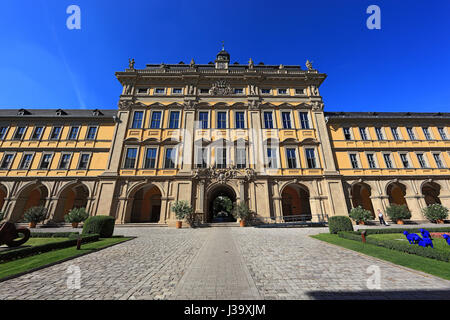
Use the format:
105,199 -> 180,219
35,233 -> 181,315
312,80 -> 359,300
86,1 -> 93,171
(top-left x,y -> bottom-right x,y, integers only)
261,89 -> 271,94
154,88 -> 166,95
278,89 -> 288,95
137,88 -> 149,95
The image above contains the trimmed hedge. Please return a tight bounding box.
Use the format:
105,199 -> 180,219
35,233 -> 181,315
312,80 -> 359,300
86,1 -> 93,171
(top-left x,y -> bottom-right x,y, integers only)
82,216 -> 115,238
328,216 -> 354,234
0,234 -> 99,263
348,227 -> 450,236
338,231 -> 450,262
30,232 -> 80,238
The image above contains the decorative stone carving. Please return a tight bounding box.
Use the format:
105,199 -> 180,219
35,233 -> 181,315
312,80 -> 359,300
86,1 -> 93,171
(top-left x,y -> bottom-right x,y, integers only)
210,80 -> 233,95
118,100 -> 134,110
310,101 -> 324,111
248,100 -> 260,110
190,58 -> 195,68
306,60 -> 314,71
249,84 -> 257,95
248,58 -> 254,69
187,84 -> 196,95
129,58 -> 135,69
183,100 -> 196,110
192,166 -> 255,184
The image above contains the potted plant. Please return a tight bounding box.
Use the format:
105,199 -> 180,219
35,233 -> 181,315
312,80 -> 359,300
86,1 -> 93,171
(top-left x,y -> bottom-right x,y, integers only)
171,200 -> 194,229
386,204 -> 411,225
233,201 -> 252,227
422,204 -> 448,224
348,206 -> 372,225
64,207 -> 89,228
23,206 -> 48,228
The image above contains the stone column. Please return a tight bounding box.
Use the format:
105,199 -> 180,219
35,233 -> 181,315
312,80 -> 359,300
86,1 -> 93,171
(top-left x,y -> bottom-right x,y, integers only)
248,107 -> 264,173
180,108 -> 195,174
272,181 -> 283,221
405,195 -> 426,220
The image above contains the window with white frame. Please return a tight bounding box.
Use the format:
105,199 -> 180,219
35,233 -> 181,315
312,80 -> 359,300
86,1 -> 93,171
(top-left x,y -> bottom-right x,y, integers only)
68,126 -> 79,140
375,127 -> 384,140
383,153 -> 394,168
281,112 -> 292,129
86,126 -> 98,140
39,154 -> 53,169
406,127 -> 416,140
124,148 -> 137,169
235,147 -> 246,169
359,127 -> 369,140
59,154 -> 72,170
50,127 -> 62,140
150,111 -> 162,129
438,127 -> 447,140
261,88 -> 271,94
169,111 -> 180,129
131,111 -> 144,129
31,127 -> 44,140
349,154 -> 359,169
367,153 -> 377,168
0,127 -> 8,140
137,88 -> 149,94
433,153 -> 445,168
13,127 -> 26,140
217,112 -> 227,129
422,127 -> 432,140
278,88 -> 288,95
391,127 -> 400,140
78,154 -> 90,170
144,148 -> 158,169
172,88 -> 183,94
0,154 -> 14,169
416,153 -> 427,168
154,88 -> 166,94
198,112 -> 209,129
235,112 -> 245,129
263,112 -> 274,129
266,147 -> 278,169
299,112 -> 310,129
195,146 -> 208,169
343,127 -> 352,140
215,147 -> 227,169
305,148 -> 317,169
164,148 -> 176,169
286,148 -> 297,169
19,153 -> 33,170
400,153 -> 410,168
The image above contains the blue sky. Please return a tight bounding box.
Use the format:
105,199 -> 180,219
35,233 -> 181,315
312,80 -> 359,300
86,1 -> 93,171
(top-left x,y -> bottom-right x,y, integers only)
0,0 -> 449,112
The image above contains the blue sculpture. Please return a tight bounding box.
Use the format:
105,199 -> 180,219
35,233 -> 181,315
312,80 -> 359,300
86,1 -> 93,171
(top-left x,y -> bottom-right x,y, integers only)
418,237 -> 434,248
443,234 -> 450,245
419,228 -> 432,239
403,231 -> 422,244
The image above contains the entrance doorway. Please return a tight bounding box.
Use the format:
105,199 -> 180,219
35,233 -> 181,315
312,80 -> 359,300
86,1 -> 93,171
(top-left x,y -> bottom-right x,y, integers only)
207,185 -> 237,223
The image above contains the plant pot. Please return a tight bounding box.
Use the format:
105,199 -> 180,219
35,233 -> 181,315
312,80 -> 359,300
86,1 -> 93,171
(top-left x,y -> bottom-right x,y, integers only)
29,222 -> 37,228
71,222 -> 79,228
359,221 -> 365,225
396,219 -> 404,225
240,220 -> 246,227
436,219 -> 444,224
176,221 -> 182,229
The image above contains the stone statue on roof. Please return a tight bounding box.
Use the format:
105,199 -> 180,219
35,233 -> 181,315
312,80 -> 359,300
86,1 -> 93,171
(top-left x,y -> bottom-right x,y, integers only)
129,58 -> 135,69
306,60 -> 313,71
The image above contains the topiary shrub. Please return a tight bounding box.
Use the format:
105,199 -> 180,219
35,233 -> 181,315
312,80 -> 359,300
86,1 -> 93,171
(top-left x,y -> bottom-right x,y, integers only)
386,204 -> 411,222
328,216 -> 354,234
349,206 -> 373,224
422,204 -> 449,223
23,206 -> 48,223
64,207 -> 89,223
82,216 -> 115,238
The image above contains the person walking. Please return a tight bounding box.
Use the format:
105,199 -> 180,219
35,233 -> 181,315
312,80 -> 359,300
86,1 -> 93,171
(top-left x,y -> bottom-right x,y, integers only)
377,209 -> 388,226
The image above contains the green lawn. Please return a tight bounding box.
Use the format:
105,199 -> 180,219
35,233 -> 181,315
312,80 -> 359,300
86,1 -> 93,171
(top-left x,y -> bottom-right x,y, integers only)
0,237 -> 132,281
368,233 -> 450,252
312,233 -> 450,280
0,238 -> 69,252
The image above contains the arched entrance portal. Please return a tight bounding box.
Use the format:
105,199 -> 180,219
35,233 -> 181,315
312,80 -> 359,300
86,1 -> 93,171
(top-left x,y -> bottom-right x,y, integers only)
422,182 -> 441,206
11,184 -> 48,222
281,184 -> 312,220
0,184 -> 7,212
351,183 -> 375,218
387,182 -> 408,208
207,185 -> 237,223
130,185 -> 162,223
53,184 -> 89,222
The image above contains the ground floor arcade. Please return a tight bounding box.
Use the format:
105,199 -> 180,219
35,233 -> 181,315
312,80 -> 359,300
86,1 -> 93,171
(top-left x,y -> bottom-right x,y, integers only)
0,176 -> 449,224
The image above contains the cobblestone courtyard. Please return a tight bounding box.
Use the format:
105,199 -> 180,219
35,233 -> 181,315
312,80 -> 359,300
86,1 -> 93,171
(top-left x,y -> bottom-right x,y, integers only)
0,226 -> 449,300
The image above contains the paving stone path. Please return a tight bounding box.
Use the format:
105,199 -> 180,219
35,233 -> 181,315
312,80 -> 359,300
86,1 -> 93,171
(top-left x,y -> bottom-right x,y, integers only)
0,226 -> 449,300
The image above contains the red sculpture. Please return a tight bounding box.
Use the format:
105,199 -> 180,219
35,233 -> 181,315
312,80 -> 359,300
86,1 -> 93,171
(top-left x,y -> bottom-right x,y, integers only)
0,222 -> 31,247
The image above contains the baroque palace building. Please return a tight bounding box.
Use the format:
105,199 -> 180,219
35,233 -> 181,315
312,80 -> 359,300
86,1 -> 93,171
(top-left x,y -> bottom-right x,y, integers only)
0,49 -> 449,226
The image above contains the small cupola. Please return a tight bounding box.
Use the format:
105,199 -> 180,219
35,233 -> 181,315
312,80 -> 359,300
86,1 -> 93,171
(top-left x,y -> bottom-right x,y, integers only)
215,43 -> 230,70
